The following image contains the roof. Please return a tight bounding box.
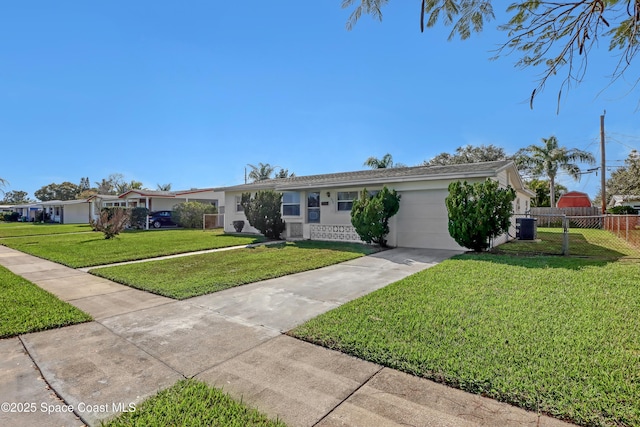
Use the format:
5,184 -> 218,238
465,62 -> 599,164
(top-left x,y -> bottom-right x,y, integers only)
557,191 -> 592,208
85,194 -> 120,202
222,160 -> 524,192
119,190 -> 176,198
608,194 -> 640,207
39,199 -> 90,206
118,188 -> 222,199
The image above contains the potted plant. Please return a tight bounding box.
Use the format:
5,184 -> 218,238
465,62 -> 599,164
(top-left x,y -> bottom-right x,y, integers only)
232,220 -> 245,232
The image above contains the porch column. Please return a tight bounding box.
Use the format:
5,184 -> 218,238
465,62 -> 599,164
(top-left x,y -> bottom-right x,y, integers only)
145,196 -> 150,230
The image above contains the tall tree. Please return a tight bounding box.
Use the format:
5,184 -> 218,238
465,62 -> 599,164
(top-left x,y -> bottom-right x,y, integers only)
1,190 -> 34,204
0,177 -> 8,195
342,1 -> 640,106
605,150 -> 640,199
113,180 -> 143,194
34,182 -> 81,201
516,136 -> 595,207
275,169 -> 295,179
526,179 -> 568,208
363,153 -> 406,169
79,177 -> 91,191
424,144 -> 509,166
247,163 -> 276,182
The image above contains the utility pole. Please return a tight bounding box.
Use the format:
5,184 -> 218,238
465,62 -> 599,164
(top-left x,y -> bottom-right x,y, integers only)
600,112 -> 606,214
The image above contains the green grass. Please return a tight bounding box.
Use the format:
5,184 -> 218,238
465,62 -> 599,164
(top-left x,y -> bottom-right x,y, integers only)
497,227 -> 640,258
0,222 -> 93,237
0,266 -> 92,338
0,229 -> 265,268
91,241 -> 379,299
103,379 -> 286,427
290,254 -> 640,427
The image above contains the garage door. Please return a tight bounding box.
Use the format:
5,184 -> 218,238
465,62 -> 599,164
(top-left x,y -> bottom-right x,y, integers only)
393,189 -> 463,250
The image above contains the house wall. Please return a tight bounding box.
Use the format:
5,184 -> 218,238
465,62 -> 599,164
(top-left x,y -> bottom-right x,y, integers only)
62,204 -> 90,224
181,190 -> 225,211
224,173 -> 531,250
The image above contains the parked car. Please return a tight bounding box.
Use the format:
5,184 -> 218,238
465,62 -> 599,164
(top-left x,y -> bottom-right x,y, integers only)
148,210 -> 177,228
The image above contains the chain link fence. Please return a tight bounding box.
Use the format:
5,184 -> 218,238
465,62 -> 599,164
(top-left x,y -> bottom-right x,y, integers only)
501,213 -> 640,260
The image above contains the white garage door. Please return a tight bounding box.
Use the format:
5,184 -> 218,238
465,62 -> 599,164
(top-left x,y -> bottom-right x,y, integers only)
394,189 -> 463,250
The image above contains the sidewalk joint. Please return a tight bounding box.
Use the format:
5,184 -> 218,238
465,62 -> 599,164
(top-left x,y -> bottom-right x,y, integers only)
311,364 -> 384,427
17,335 -> 88,426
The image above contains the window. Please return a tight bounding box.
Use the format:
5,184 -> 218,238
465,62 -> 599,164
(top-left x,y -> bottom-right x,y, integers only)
337,191 -> 359,211
235,196 -> 243,212
282,192 -> 300,216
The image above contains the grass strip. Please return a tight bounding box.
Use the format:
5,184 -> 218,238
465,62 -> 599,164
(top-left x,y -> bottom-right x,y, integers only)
104,379 -> 286,427
91,241 -> 379,299
0,222 -> 93,238
0,266 -> 91,338
290,254 -> 640,427
0,229 -> 264,268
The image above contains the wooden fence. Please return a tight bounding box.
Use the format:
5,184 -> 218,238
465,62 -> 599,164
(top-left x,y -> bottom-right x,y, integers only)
529,207 -> 600,216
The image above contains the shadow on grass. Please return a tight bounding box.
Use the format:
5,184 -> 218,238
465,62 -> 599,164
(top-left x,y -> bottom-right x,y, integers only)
247,240 -> 381,255
463,252 -> 612,270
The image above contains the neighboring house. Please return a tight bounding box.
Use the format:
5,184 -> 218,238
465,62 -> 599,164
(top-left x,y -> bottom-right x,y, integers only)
117,188 -> 224,212
11,203 -> 41,221
40,199 -> 91,224
223,160 -> 533,251
608,195 -> 640,211
85,188 -> 226,228
557,191 -> 592,208
0,204 -> 14,214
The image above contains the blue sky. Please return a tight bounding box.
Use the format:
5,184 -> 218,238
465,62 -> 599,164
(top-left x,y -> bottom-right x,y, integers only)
2,1 -> 639,200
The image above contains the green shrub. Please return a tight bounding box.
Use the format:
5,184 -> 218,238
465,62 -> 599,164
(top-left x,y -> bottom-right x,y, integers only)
130,207 -> 149,229
607,205 -> 638,215
350,186 -> 401,247
445,179 -> 516,252
172,202 -> 217,229
2,212 -> 20,222
35,211 -> 51,222
241,190 -> 285,239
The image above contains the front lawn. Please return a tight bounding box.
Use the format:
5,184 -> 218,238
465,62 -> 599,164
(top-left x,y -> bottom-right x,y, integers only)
290,255 -> 640,427
0,222 -> 93,238
104,379 -> 286,427
91,241 -> 379,299
0,266 -> 92,338
0,229 -> 264,268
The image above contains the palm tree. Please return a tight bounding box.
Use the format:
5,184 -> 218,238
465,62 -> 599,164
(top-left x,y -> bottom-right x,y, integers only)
517,136 -> 595,207
363,153 -> 406,169
0,177 -> 7,194
156,183 -> 172,191
247,163 -> 276,182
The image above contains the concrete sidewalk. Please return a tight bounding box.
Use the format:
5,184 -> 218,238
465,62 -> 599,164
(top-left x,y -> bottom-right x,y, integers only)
0,245 -> 573,427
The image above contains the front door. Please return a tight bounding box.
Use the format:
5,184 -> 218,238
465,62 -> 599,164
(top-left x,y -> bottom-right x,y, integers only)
307,192 -> 320,223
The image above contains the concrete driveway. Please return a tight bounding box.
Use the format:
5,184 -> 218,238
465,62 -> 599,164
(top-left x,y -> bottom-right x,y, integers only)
1,245 -> 573,427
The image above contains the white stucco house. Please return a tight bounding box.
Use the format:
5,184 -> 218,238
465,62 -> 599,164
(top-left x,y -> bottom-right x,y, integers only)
40,199 -> 92,224
6,203 -> 40,221
222,160 -> 533,251
87,188 -> 225,228
115,188 -> 225,213
608,195 -> 640,211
